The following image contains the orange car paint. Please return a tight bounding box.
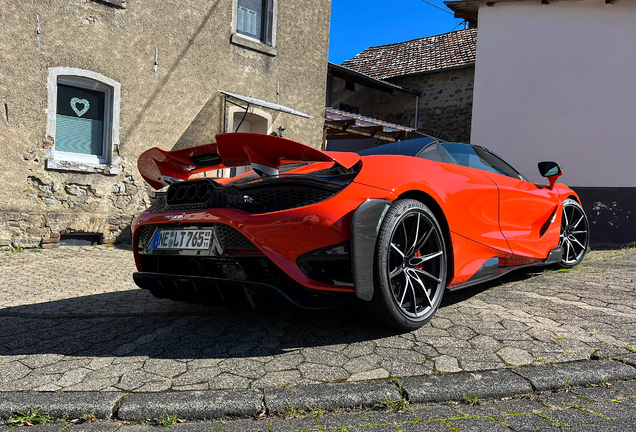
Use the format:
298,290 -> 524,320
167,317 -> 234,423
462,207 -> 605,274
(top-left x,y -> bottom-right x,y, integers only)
135,133 -> 582,294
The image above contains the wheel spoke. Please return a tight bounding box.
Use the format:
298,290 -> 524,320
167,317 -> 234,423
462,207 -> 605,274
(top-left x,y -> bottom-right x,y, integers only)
409,250 -> 443,266
406,214 -> 421,256
400,222 -> 409,254
562,206 -> 570,227
412,228 -> 433,257
391,243 -> 405,258
569,235 -> 585,251
389,265 -> 404,279
412,267 -> 442,284
407,278 -> 418,314
571,214 -> 585,230
409,269 -> 433,307
399,274 -> 410,306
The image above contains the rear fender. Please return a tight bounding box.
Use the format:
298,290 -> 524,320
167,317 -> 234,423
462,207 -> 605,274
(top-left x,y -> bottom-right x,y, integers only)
350,199 -> 392,301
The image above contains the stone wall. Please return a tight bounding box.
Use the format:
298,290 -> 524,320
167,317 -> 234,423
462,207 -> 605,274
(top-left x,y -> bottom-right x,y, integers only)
375,67 -> 475,143
0,0 -> 331,250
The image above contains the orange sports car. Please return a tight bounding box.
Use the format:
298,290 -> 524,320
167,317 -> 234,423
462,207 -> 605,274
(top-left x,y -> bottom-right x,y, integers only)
132,133 -> 589,330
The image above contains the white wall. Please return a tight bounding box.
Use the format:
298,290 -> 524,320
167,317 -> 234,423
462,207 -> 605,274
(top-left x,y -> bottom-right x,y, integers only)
471,0 -> 636,187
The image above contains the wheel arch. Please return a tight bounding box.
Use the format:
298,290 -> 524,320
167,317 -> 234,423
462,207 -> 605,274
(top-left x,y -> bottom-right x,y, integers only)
396,190 -> 454,286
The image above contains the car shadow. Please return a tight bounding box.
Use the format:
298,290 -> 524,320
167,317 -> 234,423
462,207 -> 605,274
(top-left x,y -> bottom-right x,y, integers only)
441,266 -> 546,308
0,289 -> 401,360
0,267 -> 546,360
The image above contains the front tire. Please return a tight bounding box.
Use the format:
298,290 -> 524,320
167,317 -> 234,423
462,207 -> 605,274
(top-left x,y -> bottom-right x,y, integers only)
558,198 -> 589,268
368,199 -> 447,330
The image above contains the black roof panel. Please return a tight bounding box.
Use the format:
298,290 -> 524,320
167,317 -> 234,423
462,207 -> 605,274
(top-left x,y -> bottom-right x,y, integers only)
355,137 -> 437,157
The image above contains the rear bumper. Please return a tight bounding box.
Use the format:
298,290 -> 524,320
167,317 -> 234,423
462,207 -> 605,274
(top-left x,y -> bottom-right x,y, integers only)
133,182 -> 396,292
133,272 -> 341,310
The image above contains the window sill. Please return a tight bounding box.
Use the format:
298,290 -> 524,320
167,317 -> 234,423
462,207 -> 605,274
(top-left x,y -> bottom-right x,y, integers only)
230,34 -> 277,57
45,156 -> 119,175
95,0 -> 127,8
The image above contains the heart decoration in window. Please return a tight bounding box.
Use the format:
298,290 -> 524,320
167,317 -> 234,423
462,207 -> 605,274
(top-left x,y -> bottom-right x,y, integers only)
70,97 -> 90,117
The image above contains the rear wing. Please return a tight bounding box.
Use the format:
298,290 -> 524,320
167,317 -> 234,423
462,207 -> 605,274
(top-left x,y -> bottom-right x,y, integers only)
138,133 -> 360,189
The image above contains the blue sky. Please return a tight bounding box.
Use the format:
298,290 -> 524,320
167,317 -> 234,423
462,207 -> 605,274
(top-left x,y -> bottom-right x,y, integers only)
328,0 -> 465,64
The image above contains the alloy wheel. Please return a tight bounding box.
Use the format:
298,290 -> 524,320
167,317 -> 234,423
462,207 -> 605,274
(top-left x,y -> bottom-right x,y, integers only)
387,210 -> 445,319
559,199 -> 589,266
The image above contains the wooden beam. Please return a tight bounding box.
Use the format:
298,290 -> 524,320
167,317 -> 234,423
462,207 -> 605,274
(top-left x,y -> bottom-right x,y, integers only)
324,122 -> 350,132
372,134 -> 399,142
326,133 -> 365,140
330,119 -> 356,126
383,130 -> 407,138
326,132 -> 399,142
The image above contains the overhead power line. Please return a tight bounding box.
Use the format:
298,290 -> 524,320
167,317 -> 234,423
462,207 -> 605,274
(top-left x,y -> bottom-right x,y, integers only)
421,0 -> 454,14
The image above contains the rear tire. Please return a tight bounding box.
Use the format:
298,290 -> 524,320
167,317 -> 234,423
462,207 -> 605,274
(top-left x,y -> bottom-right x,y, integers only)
365,199 -> 447,331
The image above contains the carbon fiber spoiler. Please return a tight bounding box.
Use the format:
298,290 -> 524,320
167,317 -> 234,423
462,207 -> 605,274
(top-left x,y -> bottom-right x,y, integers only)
138,133 -> 360,189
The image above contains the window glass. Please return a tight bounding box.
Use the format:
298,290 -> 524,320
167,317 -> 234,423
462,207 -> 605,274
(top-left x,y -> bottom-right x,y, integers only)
237,0 -> 272,44
473,146 -> 525,180
440,143 -> 524,180
56,84 -> 105,156
417,144 -> 444,163
356,138 -> 436,157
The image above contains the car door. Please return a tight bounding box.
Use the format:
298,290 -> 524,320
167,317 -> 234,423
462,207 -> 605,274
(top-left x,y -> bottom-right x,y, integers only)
439,143 -> 561,260
484,172 -> 561,260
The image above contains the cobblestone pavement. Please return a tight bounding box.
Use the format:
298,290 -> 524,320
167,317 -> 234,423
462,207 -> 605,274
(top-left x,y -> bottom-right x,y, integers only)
2,381 -> 636,431
0,246 -> 635,392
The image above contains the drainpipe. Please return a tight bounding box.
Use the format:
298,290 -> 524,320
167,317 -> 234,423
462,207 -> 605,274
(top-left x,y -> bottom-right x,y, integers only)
414,94 -> 419,130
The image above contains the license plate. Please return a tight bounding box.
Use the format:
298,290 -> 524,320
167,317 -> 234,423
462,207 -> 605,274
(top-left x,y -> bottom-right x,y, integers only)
153,228 -> 217,251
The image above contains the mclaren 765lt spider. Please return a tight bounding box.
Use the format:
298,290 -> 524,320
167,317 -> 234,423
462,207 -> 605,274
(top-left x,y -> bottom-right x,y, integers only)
132,133 -> 589,330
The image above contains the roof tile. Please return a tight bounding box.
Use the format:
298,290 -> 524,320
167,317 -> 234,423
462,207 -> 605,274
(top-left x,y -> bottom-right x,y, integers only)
341,29 -> 477,80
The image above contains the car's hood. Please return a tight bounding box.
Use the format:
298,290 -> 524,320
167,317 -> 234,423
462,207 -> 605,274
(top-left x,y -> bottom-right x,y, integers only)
138,133 -> 360,189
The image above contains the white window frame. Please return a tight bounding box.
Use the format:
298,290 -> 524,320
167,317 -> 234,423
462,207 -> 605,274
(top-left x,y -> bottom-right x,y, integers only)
231,0 -> 278,56
46,67 -> 120,174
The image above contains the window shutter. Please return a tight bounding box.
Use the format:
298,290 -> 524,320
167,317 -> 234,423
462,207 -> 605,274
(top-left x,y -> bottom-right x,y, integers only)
55,115 -> 103,155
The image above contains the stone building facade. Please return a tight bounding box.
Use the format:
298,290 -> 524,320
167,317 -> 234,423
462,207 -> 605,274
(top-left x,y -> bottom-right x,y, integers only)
341,29 -> 477,143
377,67 -> 474,143
0,0 -> 331,250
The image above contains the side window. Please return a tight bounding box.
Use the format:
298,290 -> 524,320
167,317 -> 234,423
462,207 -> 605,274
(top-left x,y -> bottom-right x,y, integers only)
235,0 -> 275,46
417,143 -> 455,164
46,68 -> 120,173
440,143 -> 524,179
473,146 -> 526,180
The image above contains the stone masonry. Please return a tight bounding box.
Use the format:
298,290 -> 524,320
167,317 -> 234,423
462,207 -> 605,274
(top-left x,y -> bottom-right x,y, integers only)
376,67 -> 475,143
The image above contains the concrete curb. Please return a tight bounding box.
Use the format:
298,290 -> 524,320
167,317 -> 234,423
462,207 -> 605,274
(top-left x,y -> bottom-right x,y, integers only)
264,380 -> 401,413
511,359 -> 636,392
117,389 -> 263,421
1,359 -> 635,422
0,393 -> 123,420
401,368 -> 532,403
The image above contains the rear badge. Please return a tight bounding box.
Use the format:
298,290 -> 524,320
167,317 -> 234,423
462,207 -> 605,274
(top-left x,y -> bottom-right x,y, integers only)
164,213 -> 186,220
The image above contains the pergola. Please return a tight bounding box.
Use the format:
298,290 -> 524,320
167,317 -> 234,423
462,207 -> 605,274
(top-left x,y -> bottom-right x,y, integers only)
324,108 -> 418,143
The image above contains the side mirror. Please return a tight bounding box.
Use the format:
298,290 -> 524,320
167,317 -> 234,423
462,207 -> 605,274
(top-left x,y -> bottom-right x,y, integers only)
538,161 -> 563,190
